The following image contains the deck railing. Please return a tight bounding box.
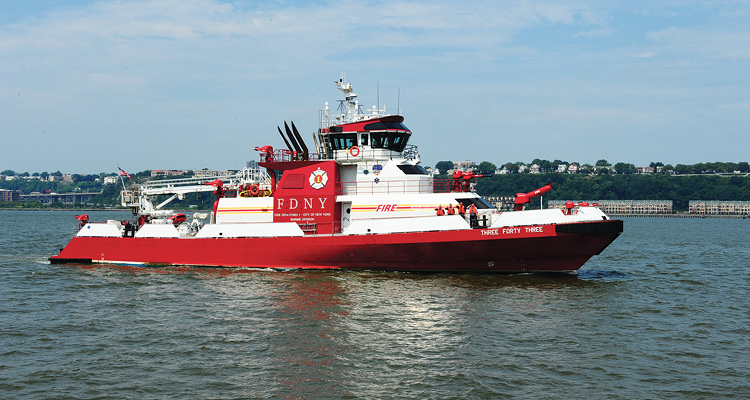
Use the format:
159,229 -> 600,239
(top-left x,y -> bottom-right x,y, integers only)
261,145 -> 420,163
337,179 -> 452,195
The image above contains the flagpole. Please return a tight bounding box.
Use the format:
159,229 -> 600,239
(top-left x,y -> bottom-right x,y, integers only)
118,166 -> 126,189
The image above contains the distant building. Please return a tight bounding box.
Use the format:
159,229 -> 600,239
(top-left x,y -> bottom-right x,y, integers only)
636,166 -> 655,174
556,164 -> 568,173
20,192 -> 101,205
193,169 -> 233,179
529,164 -> 541,174
103,176 -> 119,185
1,189 -> 20,201
689,200 -> 750,215
151,170 -> 188,177
567,163 -> 578,174
548,200 -> 673,214
453,161 -> 476,172
485,196 -> 515,211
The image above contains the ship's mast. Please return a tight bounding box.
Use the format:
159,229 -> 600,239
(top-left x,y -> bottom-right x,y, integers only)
332,76 -> 387,126
335,77 -> 360,124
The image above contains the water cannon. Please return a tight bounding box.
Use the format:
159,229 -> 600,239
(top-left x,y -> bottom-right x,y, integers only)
254,145 -> 275,162
203,179 -> 224,188
451,170 -> 464,192
203,180 -> 224,222
564,201 -> 599,214
168,213 -> 187,226
463,171 -> 479,180
75,214 -> 89,227
514,183 -> 553,211
451,170 -> 491,192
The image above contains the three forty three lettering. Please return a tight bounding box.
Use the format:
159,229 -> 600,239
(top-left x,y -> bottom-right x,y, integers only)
276,197 -> 329,210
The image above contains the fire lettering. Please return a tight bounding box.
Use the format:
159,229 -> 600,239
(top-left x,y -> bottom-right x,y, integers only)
376,204 -> 398,212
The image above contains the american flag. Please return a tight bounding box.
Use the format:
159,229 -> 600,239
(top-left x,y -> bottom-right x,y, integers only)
118,167 -> 132,180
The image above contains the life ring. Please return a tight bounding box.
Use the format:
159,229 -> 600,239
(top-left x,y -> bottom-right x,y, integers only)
349,146 -> 360,157
250,184 -> 260,196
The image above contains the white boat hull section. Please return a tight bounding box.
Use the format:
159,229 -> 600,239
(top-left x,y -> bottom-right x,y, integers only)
76,223 -> 122,237
135,224 -> 180,238
491,206 -> 608,228
216,197 -> 274,223
343,215 -> 470,235
195,222 -> 304,238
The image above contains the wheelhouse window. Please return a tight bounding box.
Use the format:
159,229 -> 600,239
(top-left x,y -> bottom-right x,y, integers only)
370,132 -> 411,152
364,120 -> 409,131
328,133 -> 356,150
397,165 -> 429,175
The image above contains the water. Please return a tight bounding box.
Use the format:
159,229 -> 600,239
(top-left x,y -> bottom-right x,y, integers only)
1,211 -> 748,399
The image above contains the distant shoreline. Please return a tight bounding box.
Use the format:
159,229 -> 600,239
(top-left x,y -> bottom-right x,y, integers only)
2,208 -> 746,219
609,213 -> 749,219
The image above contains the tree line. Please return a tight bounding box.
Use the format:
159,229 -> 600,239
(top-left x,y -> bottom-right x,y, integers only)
473,173 -> 750,211
433,160 -> 750,175
3,166 -> 750,211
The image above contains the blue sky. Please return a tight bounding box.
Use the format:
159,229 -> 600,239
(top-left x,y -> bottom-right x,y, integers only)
1,0 -> 749,174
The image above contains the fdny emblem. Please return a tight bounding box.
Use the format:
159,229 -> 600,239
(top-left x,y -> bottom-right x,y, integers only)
309,168 -> 328,189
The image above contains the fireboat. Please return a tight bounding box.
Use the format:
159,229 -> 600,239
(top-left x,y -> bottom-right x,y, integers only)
50,78 -> 622,272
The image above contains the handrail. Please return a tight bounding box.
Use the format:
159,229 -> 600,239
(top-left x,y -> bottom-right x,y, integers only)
263,145 -> 419,163
336,178 -> 452,195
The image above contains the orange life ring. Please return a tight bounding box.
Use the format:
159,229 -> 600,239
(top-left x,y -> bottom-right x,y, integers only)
250,184 -> 260,196
349,146 -> 360,157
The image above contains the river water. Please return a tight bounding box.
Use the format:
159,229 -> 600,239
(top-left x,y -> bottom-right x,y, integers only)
1,210 -> 748,399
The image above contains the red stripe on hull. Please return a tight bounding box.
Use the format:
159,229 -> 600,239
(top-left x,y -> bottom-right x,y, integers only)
50,222 -> 621,272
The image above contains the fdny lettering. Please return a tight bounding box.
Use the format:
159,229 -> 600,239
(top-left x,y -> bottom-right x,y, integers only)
277,197 -> 329,210
376,204 -> 398,212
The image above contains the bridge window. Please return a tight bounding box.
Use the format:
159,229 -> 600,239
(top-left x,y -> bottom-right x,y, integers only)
329,133 -> 356,150
397,165 -> 428,175
364,120 -> 409,131
370,132 -> 411,152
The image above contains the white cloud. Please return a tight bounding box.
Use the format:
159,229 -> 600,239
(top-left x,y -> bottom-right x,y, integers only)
646,26 -> 750,60
1,0 -> 748,172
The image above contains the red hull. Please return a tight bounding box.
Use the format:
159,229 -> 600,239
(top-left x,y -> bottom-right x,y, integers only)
50,220 -> 622,272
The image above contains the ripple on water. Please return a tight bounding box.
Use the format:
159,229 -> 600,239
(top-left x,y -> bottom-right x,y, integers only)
1,212 -> 749,399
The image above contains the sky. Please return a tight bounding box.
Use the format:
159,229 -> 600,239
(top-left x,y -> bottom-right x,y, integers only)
1,0 -> 749,174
